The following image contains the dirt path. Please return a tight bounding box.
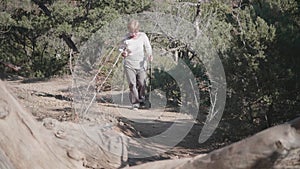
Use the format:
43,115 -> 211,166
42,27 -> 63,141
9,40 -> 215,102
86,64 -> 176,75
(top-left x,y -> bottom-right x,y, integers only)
6,76 -> 225,167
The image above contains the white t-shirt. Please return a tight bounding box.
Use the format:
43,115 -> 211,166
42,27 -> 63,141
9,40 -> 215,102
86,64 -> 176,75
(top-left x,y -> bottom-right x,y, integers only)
121,32 -> 152,70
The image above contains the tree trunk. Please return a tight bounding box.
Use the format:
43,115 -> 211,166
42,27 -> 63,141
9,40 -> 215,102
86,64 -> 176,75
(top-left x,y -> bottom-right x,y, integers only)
129,117 -> 300,169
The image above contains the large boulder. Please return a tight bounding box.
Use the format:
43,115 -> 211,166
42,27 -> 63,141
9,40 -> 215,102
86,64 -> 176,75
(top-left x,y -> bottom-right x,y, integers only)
0,80 -> 127,169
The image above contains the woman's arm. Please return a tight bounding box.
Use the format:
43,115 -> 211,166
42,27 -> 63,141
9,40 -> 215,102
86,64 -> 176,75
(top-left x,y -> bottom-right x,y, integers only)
143,33 -> 153,61
119,36 -> 129,57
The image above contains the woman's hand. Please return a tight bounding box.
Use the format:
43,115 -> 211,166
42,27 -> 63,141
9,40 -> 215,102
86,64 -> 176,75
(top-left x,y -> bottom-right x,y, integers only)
122,51 -> 128,57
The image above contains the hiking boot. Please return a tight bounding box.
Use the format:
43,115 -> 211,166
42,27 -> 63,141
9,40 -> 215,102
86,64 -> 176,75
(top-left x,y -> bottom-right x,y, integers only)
140,101 -> 151,109
132,104 -> 139,110
139,102 -> 146,109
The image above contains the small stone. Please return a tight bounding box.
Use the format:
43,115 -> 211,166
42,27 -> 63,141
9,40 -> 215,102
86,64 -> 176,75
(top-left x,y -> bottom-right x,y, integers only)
84,160 -> 98,168
0,101 -> 9,119
67,148 -> 86,161
0,111 -> 8,119
43,118 -> 58,130
55,129 -> 66,139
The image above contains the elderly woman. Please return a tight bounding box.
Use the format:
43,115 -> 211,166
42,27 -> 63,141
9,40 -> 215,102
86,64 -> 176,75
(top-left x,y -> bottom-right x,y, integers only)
120,20 -> 153,110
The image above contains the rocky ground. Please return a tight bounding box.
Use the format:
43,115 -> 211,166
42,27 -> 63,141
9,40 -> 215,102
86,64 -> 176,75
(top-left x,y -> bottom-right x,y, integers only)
5,75 -> 230,167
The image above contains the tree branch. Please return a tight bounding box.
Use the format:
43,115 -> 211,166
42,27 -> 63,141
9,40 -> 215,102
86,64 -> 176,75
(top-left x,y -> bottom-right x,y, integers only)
0,60 -> 21,71
32,0 -> 79,52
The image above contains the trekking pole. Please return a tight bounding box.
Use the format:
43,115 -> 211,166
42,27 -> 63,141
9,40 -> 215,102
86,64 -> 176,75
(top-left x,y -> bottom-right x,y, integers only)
121,58 -> 125,105
119,47 -> 127,105
148,60 -> 152,108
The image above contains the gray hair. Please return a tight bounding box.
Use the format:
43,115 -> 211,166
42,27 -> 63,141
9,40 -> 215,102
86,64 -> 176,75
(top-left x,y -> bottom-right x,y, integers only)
127,20 -> 140,33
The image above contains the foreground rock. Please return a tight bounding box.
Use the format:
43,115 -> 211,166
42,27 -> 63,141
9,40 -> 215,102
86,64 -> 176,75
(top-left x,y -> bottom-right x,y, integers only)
42,117 -> 128,169
0,80 -> 127,169
128,118 -> 300,169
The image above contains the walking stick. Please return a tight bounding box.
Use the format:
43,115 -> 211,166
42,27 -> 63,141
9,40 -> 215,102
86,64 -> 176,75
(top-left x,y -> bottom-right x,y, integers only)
121,58 -> 125,105
119,46 -> 127,105
148,60 -> 152,108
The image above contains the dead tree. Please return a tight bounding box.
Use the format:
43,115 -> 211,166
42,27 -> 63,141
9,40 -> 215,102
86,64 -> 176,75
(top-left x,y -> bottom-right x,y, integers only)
129,117 -> 300,169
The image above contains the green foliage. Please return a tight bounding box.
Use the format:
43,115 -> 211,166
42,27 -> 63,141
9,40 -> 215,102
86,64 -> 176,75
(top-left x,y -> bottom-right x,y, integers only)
202,0 -> 299,129
152,0 -> 299,132
0,0 -> 298,135
147,33 -> 209,107
0,0 -> 151,77
152,68 -> 181,105
0,12 -> 16,26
